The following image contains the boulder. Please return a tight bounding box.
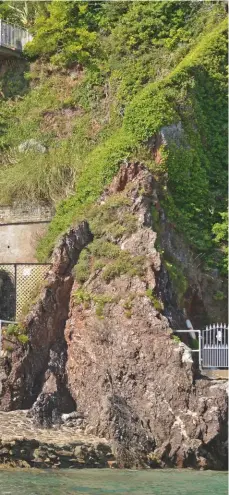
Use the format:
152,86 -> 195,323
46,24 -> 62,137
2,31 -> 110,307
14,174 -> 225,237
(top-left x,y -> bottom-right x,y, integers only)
18,139 -> 46,154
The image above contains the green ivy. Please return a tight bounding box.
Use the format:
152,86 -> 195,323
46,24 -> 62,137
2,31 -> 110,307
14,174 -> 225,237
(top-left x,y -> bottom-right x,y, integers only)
0,2 -> 226,275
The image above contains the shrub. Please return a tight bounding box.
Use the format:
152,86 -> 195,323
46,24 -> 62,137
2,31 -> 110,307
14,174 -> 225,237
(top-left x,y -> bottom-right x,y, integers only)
88,239 -> 120,259
102,252 -> 145,282
146,289 -> 164,311
74,250 -> 91,285
87,194 -> 135,239
25,2 -> 100,67
5,323 -> 29,346
213,291 -> 226,301
74,289 -> 91,306
172,335 -> 181,344
73,289 -> 116,318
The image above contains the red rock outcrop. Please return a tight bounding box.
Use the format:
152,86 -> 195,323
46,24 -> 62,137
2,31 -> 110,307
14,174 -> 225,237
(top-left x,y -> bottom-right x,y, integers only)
0,163 -> 227,469
63,164 -> 228,468
0,221 -> 92,414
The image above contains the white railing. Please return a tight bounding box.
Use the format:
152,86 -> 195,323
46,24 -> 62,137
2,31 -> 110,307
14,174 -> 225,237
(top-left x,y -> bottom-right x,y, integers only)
0,20 -> 32,51
175,323 -> 229,370
202,323 -> 228,369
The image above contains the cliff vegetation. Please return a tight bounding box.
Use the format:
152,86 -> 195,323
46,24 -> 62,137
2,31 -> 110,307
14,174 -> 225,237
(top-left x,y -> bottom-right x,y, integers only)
0,1 -> 227,278
0,3 -> 228,465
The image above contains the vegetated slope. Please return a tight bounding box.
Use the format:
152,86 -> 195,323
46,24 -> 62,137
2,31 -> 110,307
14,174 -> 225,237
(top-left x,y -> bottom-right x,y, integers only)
0,1 -> 227,274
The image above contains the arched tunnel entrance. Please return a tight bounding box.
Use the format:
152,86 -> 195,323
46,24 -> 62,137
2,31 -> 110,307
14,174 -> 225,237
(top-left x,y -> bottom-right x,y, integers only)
0,269 -> 16,320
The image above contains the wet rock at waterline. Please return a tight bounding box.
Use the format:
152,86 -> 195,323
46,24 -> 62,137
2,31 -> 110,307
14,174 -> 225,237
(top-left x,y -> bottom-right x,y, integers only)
0,410 -> 114,468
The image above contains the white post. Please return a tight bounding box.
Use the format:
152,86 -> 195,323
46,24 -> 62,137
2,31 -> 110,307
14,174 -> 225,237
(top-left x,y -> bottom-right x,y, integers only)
198,330 -> 202,369
0,19 -> 2,47
186,319 -> 196,340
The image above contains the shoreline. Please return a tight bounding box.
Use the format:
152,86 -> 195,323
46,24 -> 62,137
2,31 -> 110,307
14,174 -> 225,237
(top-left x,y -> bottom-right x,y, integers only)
0,410 -> 227,471
0,410 -> 115,469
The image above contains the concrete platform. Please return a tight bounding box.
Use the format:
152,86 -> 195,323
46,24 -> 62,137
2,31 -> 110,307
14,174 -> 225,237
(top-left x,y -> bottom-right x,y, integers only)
0,46 -> 23,58
201,369 -> 228,380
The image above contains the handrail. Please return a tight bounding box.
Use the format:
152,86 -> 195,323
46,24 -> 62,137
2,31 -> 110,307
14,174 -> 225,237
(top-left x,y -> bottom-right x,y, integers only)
0,19 -> 32,51
175,330 -> 202,369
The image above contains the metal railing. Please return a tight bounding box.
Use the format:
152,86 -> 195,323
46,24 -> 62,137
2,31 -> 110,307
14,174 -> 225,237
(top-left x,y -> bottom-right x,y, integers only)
202,323 -> 228,369
175,323 -> 229,370
0,20 -> 32,51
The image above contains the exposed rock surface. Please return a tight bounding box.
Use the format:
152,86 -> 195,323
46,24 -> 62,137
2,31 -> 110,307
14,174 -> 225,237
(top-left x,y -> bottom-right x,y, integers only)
0,221 -> 92,412
0,163 -> 227,470
0,410 -> 114,468
18,139 -> 46,154
65,164 -> 228,469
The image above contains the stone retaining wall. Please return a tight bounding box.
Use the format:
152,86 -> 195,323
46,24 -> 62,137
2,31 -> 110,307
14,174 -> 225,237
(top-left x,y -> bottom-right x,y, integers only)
0,203 -> 54,224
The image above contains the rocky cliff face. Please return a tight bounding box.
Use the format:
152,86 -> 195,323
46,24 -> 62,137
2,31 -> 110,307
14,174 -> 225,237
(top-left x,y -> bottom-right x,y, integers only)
0,221 -> 92,415
0,163 -> 227,469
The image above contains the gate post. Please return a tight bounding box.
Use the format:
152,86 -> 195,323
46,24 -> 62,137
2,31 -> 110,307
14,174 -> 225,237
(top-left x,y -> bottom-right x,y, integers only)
198,330 -> 202,369
14,264 -> 17,320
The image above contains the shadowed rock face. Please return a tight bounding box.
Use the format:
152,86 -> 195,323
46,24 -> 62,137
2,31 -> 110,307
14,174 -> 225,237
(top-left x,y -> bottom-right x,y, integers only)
0,221 -> 93,413
0,163 -> 227,469
66,296 -> 228,468
0,269 -> 16,320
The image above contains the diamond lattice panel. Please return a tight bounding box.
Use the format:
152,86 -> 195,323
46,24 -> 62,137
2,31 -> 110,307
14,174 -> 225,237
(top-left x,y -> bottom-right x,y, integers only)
16,264 -> 50,319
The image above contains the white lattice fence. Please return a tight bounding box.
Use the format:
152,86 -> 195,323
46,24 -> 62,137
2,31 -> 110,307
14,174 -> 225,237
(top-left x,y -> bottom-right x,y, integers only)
0,264 -> 51,320
16,264 -> 50,319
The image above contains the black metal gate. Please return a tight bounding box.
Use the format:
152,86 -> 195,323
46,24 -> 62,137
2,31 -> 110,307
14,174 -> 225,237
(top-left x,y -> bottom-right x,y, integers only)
0,263 -> 51,320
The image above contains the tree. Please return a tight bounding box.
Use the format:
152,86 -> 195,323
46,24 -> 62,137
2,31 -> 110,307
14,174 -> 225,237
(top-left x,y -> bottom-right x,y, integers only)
0,1 -> 48,28
25,1 -> 102,67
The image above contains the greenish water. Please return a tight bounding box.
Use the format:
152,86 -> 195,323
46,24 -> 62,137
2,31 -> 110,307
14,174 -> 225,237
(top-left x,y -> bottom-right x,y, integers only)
0,469 -> 227,495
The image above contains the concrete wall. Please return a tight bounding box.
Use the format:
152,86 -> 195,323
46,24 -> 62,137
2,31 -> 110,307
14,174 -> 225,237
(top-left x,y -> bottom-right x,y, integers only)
0,223 -> 49,263
0,203 -> 54,263
0,204 -> 54,224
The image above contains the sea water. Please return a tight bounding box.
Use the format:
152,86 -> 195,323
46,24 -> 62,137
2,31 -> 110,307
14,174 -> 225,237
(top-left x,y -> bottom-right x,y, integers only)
0,469 -> 227,495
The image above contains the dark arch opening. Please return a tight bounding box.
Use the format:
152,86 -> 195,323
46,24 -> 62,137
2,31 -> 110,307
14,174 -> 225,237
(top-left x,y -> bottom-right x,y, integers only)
184,287 -> 208,329
0,269 -> 16,320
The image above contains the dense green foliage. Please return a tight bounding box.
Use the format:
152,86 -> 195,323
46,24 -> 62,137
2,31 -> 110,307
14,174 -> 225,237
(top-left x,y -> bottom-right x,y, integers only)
0,1 -> 227,273
24,2 -> 101,67
74,190 -> 143,285
0,1 -> 46,28
3,322 -> 29,345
